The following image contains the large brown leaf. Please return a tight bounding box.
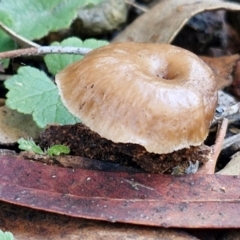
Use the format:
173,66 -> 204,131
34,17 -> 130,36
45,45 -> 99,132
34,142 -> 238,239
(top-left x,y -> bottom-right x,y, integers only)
113,0 -> 240,43
0,202 -> 199,240
0,155 -> 240,228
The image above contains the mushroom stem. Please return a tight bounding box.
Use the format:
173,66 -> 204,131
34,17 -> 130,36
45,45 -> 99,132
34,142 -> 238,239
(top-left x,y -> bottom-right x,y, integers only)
197,118 -> 228,174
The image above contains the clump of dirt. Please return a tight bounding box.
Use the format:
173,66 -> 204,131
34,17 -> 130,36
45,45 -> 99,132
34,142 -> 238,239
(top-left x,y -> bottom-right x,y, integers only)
39,123 -> 211,174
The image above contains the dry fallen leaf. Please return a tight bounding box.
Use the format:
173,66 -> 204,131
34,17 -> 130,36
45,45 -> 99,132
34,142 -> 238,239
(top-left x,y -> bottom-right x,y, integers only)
200,55 -> 239,89
217,152 -> 240,175
1,155 -> 240,228
232,60 -> 240,98
0,202 -> 198,240
0,106 -> 42,144
113,0 -> 240,43
219,230 -> 240,240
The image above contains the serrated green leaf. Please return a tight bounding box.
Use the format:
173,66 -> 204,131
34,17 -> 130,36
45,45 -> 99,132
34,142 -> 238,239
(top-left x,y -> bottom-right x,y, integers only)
18,138 -> 44,154
0,0 -> 104,41
0,230 -> 14,240
44,37 -> 108,75
4,66 -> 80,128
47,145 -> 70,156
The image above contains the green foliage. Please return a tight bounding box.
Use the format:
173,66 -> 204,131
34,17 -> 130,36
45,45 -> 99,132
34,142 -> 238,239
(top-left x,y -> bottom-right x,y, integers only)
0,10 -> 16,66
0,30 -> 15,67
82,0 -> 104,7
0,0 -> 109,128
18,138 -> 70,156
0,0 -> 94,39
0,230 -> 14,240
4,36 -> 108,128
18,138 -> 44,154
44,37 -> 108,75
0,0 -> 104,52
47,145 -> 70,156
4,66 -> 79,128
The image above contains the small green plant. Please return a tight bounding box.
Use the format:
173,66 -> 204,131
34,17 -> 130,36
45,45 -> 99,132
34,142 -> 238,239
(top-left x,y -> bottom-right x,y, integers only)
0,0 -> 108,128
0,230 -> 14,240
4,37 -> 108,128
18,138 -> 70,156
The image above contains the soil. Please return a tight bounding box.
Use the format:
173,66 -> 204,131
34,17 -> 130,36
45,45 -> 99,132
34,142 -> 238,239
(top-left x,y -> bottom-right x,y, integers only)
39,123 -> 211,174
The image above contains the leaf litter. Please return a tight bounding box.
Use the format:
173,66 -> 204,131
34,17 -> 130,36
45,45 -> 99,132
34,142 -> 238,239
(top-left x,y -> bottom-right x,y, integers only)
0,106 -> 41,144
1,155 -> 240,228
0,202 -> 198,240
1,0 -> 240,233
113,0 -> 240,43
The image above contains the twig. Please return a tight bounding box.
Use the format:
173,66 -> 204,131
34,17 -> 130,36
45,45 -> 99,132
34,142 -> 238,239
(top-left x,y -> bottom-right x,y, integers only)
0,46 -> 93,59
197,118 -> 228,174
222,132 -> 240,150
0,21 -> 39,48
125,0 -> 148,12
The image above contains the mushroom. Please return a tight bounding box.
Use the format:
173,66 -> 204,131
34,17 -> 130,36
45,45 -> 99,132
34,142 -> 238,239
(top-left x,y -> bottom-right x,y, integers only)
55,42 -> 218,173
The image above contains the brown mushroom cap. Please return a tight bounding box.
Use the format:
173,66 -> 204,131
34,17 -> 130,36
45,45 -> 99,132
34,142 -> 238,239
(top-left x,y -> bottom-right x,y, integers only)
56,42 -> 217,154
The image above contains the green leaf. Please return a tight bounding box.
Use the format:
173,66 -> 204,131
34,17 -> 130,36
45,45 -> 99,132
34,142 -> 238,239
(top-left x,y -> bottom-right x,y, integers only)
0,230 -> 14,240
44,37 -> 108,75
18,138 -> 44,154
81,0 -> 104,7
0,0 -> 104,40
18,138 -> 70,156
0,10 -> 16,63
0,0 -> 104,55
4,66 -> 79,128
0,30 -> 15,67
47,145 -> 70,156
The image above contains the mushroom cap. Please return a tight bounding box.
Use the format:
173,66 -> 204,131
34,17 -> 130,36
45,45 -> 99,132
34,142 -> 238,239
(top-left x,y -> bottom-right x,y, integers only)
56,42 -> 217,154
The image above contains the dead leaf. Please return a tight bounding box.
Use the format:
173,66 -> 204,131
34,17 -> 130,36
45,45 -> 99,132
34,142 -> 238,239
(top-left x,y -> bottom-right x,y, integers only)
0,98 -> 5,107
20,151 -> 143,173
113,0 -> 240,43
219,230 -> 240,240
217,152 -> 240,175
0,202 -> 198,240
1,155 -> 240,228
231,60 -> 240,98
0,106 -> 42,144
200,55 -> 239,89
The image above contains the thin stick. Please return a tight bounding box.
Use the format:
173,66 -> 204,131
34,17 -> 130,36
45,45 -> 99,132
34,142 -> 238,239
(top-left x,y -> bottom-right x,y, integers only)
222,132 -> 240,150
0,22 -> 40,48
198,118 -> 228,174
0,46 -> 93,59
125,0 -> 148,12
